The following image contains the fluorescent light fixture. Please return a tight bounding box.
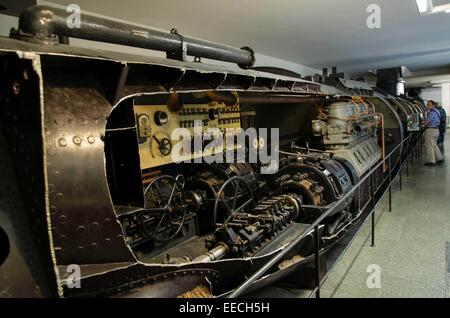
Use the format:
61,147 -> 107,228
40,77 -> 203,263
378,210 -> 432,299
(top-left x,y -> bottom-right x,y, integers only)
416,0 -> 431,13
416,0 -> 450,14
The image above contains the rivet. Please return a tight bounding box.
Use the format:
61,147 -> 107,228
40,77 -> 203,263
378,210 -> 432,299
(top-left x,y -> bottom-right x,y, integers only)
90,242 -> 98,249
57,215 -> 66,224
12,81 -> 20,95
90,222 -> 99,231
49,206 -> 57,215
88,136 -> 95,144
73,136 -> 82,145
58,138 -> 67,146
76,225 -> 86,235
105,238 -> 111,244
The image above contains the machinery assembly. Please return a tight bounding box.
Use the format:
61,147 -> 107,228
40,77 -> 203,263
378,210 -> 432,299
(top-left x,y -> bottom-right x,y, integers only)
0,5 -> 426,298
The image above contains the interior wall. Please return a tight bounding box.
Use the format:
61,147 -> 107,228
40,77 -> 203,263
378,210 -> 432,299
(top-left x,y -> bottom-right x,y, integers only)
440,83 -> 450,114
421,87 -> 442,105
0,14 -> 17,37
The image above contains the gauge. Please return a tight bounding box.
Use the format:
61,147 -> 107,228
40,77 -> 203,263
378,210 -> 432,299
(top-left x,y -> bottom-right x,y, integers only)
154,111 -> 169,126
208,108 -> 220,120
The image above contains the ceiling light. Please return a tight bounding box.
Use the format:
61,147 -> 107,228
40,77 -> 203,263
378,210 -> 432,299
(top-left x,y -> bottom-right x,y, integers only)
416,0 -> 431,13
416,0 -> 450,14
433,3 -> 450,12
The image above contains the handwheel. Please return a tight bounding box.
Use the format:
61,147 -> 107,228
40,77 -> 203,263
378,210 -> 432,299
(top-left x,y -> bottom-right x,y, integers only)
143,175 -> 187,242
213,176 -> 254,227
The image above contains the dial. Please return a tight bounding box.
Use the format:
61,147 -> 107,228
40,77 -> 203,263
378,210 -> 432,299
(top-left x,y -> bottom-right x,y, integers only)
154,111 -> 169,126
209,108 -> 220,120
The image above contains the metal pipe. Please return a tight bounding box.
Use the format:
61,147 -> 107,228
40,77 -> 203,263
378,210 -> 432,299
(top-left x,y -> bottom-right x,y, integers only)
238,93 -> 329,104
207,91 -> 333,105
314,225 -> 320,299
388,156 -> 392,212
370,173 -> 375,247
11,5 -> 255,68
193,243 -> 229,263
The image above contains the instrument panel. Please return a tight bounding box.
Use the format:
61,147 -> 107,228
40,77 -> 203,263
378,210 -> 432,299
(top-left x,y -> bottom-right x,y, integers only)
134,102 -> 242,169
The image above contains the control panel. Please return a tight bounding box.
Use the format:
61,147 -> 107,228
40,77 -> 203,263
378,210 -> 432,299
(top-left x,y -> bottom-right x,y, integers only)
134,102 -> 242,169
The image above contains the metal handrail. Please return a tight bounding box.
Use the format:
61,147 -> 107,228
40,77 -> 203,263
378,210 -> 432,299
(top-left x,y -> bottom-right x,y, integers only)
227,133 -> 415,298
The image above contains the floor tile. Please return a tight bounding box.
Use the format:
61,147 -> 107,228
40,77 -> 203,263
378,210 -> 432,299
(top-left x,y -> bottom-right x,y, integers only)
322,133 -> 450,298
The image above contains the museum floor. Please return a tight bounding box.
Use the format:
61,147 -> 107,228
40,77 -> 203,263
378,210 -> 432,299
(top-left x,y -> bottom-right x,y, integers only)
321,133 -> 450,298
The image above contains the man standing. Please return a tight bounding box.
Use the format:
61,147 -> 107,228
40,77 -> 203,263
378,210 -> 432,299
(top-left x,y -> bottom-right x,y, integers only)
424,100 -> 444,166
436,102 -> 447,151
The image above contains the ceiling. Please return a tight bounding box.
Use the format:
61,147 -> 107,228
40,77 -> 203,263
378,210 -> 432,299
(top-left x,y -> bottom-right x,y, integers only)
15,0 -> 450,76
